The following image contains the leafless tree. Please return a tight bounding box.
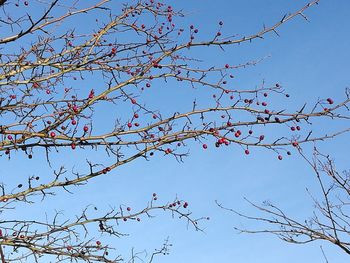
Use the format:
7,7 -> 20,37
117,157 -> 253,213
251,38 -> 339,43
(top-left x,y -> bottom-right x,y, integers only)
218,147 -> 350,259
0,0 -> 348,262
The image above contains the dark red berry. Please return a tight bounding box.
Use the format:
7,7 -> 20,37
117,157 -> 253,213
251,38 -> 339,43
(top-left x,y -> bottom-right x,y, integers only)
326,98 -> 334,104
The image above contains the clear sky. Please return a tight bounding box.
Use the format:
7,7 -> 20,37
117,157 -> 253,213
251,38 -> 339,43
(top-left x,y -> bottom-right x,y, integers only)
2,0 -> 350,262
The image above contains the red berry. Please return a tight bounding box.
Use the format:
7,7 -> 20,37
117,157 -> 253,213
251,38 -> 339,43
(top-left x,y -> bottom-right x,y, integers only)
71,143 -> 76,150
50,132 -> 56,138
83,126 -> 89,132
202,144 -> 208,149
165,148 -> 172,154
245,149 -> 250,155
326,98 -> 334,104
127,122 -> 132,128
96,241 -> 101,246
127,207 -> 131,211
278,155 -> 283,160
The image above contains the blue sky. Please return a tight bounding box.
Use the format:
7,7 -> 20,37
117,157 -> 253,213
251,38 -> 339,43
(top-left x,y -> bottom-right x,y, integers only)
2,0 -> 350,262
